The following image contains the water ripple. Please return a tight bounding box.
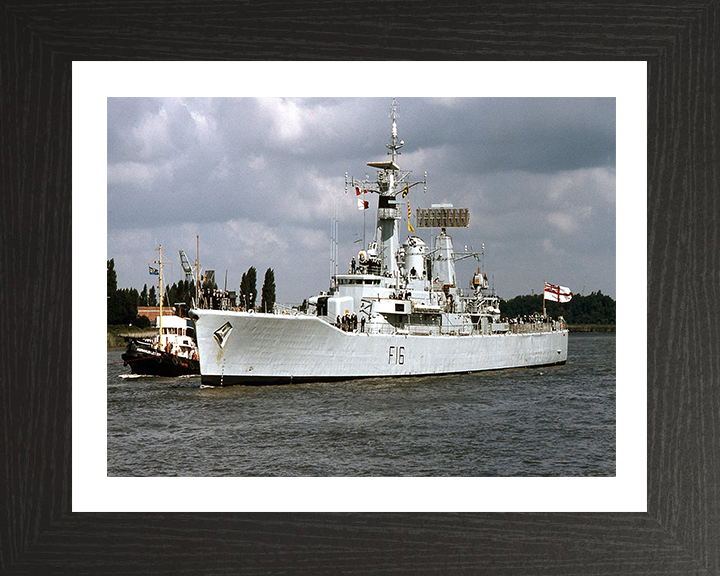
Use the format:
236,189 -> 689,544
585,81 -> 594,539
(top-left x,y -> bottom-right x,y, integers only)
107,333 -> 615,476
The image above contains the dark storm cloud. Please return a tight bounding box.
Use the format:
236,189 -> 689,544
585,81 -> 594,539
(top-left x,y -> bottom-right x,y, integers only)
108,97 -> 616,302
406,98 -> 615,174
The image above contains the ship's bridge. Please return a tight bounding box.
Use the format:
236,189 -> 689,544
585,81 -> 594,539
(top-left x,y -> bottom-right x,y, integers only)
335,274 -> 383,287
333,273 -> 398,316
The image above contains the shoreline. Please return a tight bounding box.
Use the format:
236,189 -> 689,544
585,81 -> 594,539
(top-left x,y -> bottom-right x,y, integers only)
107,326 -> 156,348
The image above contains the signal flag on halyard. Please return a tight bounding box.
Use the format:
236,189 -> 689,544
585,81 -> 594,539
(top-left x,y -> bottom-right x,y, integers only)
356,186 -> 369,210
408,201 -> 415,234
149,266 -> 159,275
402,183 -> 410,198
544,281 -> 572,303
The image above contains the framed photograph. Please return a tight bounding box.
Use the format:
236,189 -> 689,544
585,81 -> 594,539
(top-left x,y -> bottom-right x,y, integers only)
3,3 -> 717,574
89,65 -> 638,515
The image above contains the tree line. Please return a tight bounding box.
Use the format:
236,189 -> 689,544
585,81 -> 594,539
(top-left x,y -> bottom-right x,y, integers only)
499,291 -> 616,325
107,259 -> 150,327
107,259 -> 276,326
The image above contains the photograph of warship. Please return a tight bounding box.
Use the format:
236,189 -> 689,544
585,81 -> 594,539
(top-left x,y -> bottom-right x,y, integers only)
190,102 -> 568,386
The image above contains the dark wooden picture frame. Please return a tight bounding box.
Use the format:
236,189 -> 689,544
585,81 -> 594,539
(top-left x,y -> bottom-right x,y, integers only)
2,2 -> 717,574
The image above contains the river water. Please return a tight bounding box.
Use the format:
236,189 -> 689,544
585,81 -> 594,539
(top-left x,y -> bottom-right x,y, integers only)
107,332 -> 615,476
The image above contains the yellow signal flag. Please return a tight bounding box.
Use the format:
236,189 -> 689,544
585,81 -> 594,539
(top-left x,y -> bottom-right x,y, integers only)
408,201 -> 415,234
402,183 -> 409,198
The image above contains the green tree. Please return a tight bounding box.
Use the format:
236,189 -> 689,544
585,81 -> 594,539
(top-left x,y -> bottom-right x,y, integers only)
107,259 -> 117,295
120,287 -> 140,324
107,259 -> 124,324
240,266 -> 257,310
139,284 -> 148,306
108,258 -> 147,325
134,314 -> 152,329
148,285 -> 157,306
499,291 -> 616,325
164,282 -> 175,312
164,279 -> 196,315
260,268 -> 276,313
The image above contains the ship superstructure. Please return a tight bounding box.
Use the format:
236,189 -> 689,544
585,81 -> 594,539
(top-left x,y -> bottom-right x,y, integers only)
190,100 -> 568,386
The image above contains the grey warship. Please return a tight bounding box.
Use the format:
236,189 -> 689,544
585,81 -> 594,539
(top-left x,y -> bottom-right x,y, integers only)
190,101 -> 568,386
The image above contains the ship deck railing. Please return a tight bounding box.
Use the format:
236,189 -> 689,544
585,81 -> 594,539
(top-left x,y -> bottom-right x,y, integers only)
318,316 -> 565,336
273,302 -> 303,314
364,323 -> 397,335
438,324 -> 475,336
508,321 -> 564,334
406,325 -> 442,336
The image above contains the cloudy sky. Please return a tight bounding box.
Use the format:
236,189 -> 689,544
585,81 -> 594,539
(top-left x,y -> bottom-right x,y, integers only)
107,97 -> 615,303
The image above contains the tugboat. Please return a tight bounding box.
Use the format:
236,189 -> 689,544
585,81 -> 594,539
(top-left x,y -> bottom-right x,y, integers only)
190,99 -> 569,386
121,315 -> 199,376
122,245 -> 200,377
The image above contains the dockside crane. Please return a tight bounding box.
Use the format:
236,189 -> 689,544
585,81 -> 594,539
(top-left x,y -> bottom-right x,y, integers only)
179,250 -> 194,284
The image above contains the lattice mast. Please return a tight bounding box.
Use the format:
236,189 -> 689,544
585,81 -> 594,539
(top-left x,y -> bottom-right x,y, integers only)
348,99 -> 426,275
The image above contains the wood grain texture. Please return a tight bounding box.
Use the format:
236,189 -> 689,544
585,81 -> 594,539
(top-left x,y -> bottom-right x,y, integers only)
1,1 -> 717,573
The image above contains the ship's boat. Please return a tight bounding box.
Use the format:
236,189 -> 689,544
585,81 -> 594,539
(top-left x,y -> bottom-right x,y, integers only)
190,100 -> 568,386
121,314 -> 200,377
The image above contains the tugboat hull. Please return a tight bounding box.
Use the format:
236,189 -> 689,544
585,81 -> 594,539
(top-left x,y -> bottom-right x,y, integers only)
122,340 -> 199,377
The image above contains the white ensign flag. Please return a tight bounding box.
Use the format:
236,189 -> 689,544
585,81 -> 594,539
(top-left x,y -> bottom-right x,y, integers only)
544,282 -> 572,303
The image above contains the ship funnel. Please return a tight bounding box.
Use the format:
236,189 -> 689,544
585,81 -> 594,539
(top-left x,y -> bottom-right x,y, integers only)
433,231 -> 457,288
403,237 -> 427,279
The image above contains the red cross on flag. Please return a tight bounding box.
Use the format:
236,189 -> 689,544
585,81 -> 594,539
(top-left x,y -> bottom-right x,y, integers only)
544,281 -> 572,303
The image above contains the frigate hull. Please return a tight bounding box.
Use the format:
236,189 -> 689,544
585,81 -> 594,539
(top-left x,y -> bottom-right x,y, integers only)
193,310 -> 568,386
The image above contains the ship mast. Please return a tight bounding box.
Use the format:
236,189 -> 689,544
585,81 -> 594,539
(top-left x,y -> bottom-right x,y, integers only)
388,99 -> 401,164
349,99 -> 426,276
157,245 -> 164,345
371,99 -> 403,274
196,235 -> 200,308
153,245 -> 172,345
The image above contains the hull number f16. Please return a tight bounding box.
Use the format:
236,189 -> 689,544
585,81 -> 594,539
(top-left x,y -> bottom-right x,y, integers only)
388,346 -> 405,365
